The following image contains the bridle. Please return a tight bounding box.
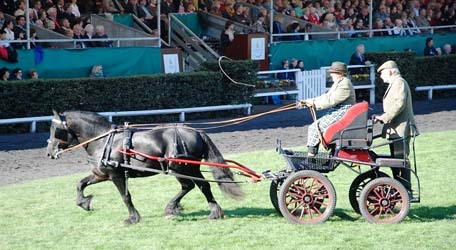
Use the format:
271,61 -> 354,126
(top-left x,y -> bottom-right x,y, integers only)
48,115 -> 74,149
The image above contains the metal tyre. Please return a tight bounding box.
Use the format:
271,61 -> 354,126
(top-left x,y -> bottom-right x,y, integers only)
359,177 -> 410,224
278,170 -> 336,224
269,180 -> 283,216
349,171 -> 390,214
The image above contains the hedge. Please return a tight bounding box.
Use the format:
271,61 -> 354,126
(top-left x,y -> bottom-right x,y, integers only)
366,51 -> 456,101
0,60 -> 257,132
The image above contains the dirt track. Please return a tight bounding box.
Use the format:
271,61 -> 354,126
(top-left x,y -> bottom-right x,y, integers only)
1,98 -> 455,186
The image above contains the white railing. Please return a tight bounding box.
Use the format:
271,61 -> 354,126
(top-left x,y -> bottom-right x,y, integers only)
255,64 -> 376,104
0,104 -> 252,133
272,24 -> 456,41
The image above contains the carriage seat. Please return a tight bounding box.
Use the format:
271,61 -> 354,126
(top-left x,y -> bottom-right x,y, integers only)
322,102 -> 371,149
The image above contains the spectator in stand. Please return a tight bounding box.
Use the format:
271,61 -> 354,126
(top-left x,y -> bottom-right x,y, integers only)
374,4 -> 389,21
353,18 -> 368,37
308,7 -> 320,24
251,12 -> 267,33
297,60 -> 305,71
442,44 -> 452,55
405,11 -> 421,35
392,19 -> 406,36
47,8 -> 61,30
272,15 -> 284,41
222,0 -> 235,20
389,5 -> 401,22
220,20 -> 235,55
35,19 -> 44,28
290,58 -> 298,69
294,0 -> 303,18
357,6 -> 370,27
424,37 -> 438,56
373,18 -> 388,36
29,28 -> 41,49
14,0 -> 26,17
103,0 -> 124,13
210,0 -> 222,16
136,0 -> 157,30
83,24 -> 96,47
55,0 -> 65,19
70,0 -> 81,18
0,67 -> 9,81
349,43 -> 371,74
10,68 -> 23,80
65,28 -> 74,38
185,3 -> 196,13
232,3 -> 250,25
276,59 -> 292,80
73,24 -> 86,48
30,1 -> 42,23
160,0 -> 175,17
383,17 -> 394,35
415,8 -> 430,32
303,23 -> 313,40
93,25 -> 113,47
62,3 -> 77,26
13,15 -> 26,49
28,69 -> 39,79
2,19 -> 15,41
286,22 -> 302,41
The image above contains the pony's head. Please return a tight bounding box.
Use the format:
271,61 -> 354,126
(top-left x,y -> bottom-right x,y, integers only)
46,110 -> 76,159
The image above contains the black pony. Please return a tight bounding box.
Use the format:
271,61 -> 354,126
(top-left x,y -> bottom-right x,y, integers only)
46,111 -> 243,224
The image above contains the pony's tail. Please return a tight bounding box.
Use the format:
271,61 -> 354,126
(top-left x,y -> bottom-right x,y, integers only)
199,131 -> 244,200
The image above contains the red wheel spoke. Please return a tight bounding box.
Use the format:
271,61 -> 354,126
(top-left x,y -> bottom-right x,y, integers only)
390,198 -> 403,203
311,206 -> 322,215
369,206 -> 379,215
299,207 -> 306,220
385,207 -> 396,216
289,201 -> 304,214
373,189 -> 383,199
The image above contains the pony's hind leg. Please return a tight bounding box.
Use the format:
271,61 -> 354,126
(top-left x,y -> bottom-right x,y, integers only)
192,170 -> 224,220
165,177 -> 195,219
76,174 -> 107,211
111,174 -> 141,225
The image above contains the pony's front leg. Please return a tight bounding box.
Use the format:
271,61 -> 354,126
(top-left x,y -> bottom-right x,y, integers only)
111,174 -> 141,225
76,174 -> 107,211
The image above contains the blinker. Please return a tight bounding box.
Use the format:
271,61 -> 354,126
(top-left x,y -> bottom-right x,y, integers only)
54,128 -> 68,141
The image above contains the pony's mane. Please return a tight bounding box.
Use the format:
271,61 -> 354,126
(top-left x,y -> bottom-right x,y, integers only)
64,111 -> 111,134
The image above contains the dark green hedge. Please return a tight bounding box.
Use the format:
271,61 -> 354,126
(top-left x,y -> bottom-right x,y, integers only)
0,60 -> 256,132
366,51 -> 456,101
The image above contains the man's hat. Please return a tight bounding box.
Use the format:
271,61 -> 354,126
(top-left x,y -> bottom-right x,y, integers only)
377,60 -> 398,73
327,61 -> 347,74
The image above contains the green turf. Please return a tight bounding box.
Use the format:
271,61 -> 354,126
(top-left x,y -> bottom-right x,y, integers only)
1,131 -> 455,250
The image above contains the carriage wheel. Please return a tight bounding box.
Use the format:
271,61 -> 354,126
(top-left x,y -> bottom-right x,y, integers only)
269,180 -> 283,216
278,170 -> 336,224
349,170 -> 390,214
359,177 -> 410,224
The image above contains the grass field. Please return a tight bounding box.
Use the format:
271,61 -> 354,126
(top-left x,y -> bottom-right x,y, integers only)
1,131 -> 455,250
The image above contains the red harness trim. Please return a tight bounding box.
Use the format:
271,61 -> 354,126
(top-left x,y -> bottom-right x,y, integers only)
118,148 -> 262,183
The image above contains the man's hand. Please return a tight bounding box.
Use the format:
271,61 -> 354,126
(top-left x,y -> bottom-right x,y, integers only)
373,115 -> 384,124
296,99 -> 315,108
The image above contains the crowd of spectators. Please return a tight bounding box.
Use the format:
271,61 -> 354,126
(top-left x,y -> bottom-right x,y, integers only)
208,0 -> 456,40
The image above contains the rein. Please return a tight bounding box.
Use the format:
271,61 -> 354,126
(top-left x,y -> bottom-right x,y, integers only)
55,129 -> 117,157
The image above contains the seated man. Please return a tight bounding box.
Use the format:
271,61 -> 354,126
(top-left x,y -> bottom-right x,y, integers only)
298,62 -> 356,156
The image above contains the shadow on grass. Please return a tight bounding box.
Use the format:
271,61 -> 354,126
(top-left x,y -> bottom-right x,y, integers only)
408,205 -> 456,221
175,207 -> 280,221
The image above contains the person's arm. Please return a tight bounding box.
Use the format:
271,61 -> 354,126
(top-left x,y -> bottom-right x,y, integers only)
312,78 -> 353,110
378,79 -> 407,123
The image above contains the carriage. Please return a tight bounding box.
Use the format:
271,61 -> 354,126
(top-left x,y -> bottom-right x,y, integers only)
263,101 -> 420,224
47,101 -> 419,224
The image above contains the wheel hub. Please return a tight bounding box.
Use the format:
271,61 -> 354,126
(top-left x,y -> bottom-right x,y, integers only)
380,198 -> 390,207
303,194 -> 313,204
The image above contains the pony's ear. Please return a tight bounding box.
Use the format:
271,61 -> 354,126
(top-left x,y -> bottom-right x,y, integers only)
52,110 -> 60,119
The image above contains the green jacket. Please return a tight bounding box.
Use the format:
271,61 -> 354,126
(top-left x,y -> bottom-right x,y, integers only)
378,74 -> 418,139
313,76 -> 356,110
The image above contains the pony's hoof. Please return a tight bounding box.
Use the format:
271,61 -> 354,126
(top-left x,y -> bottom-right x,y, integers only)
124,214 -> 141,225
77,195 -> 93,211
164,214 -> 176,220
208,203 -> 224,219
165,204 -> 181,217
